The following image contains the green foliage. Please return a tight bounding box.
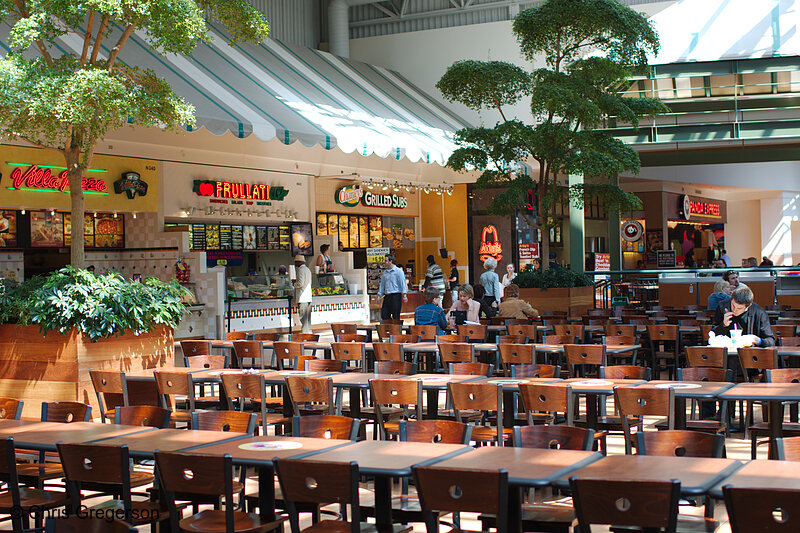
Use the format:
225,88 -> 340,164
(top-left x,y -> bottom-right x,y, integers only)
0,267 -> 188,342
513,263 -> 594,288
436,60 -> 531,112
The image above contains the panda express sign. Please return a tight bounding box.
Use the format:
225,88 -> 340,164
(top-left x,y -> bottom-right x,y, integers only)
335,184 -> 408,210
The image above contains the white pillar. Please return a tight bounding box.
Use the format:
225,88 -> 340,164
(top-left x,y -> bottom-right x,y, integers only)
760,192 -> 800,265
328,0 -> 351,58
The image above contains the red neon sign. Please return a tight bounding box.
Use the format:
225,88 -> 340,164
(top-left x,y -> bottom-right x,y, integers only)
689,200 -> 720,217
193,180 -> 289,201
479,225 -> 503,262
9,165 -> 107,193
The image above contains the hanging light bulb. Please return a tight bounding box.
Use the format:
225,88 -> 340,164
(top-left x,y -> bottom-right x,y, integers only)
132,212 -> 137,219
447,186 -> 454,196
20,209 -> 25,215
113,212 -> 118,219
393,182 -> 400,192
423,185 -> 430,194
382,181 -> 389,191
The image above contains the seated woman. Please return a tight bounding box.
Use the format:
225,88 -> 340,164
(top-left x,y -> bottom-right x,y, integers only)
497,284 -> 539,319
707,278 -> 731,311
414,287 -> 448,335
447,283 -> 482,325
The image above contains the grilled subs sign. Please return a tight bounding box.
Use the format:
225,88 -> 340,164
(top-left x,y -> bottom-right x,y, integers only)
335,184 -> 408,209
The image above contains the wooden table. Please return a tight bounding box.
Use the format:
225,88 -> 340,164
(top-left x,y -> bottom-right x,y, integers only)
631,381 -> 734,429
469,377 -> 561,426
186,435 -> 351,520
430,446 -> 602,533
95,428 -> 248,457
293,439 -> 471,527
719,382 -> 800,458
562,378 -> 645,429
397,373 -> 483,418
555,455 -> 742,497
708,459 -> 798,499
0,421 -> 155,451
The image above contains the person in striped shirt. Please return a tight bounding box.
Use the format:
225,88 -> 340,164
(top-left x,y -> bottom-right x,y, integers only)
424,255 -> 446,296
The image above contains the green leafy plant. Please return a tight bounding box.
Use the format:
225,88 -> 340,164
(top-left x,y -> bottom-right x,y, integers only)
1,267 -> 187,341
513,264 -> 593,289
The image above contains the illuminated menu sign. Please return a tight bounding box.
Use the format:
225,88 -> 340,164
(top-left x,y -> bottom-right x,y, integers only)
335,184 -> 408,210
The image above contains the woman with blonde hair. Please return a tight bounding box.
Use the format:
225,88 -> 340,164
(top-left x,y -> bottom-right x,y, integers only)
447,283 -> 481,325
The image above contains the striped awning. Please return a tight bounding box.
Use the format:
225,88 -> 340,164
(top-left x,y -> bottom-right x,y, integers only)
0,22 -> 471,165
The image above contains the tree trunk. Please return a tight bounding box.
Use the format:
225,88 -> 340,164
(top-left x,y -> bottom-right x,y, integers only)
65,149 -> 85,268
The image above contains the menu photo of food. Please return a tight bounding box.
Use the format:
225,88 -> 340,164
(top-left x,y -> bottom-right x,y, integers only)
94,214 -> 124,248
0,211 -> 17,248
316,214 -> 328,236
291,223 -> 313,256
349,216 -> 360,248
369,216 -> 382,248
327,214 -> 338,236
205,224 -> 220,250
359,216 -> 369,249
63,214 -> 94,247
30,211 -> 64,247
243,225 -> 257,250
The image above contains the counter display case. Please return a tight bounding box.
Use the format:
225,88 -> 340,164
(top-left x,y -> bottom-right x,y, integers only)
313,272 -> 349,296
228,274 -> 292,299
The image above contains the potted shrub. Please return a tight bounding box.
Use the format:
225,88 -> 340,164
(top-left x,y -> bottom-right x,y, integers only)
0,267 -> 187,417
513,265 -> 594,316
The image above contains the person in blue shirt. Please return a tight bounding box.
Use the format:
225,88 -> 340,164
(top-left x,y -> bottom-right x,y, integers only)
414,287 -> 448,335
377,254 -> 407,320
708,279 -> 731,311
479,257 -> 501,318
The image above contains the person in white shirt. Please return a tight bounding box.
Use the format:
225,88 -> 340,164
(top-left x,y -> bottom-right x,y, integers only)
293,255 -> 313,333
501,263 -> 516,297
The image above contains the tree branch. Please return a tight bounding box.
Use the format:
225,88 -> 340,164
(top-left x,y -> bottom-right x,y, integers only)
16,134 -> 59,152
90,15 -> 109,64
107,21 -> 138,69
80,10 -> 95,67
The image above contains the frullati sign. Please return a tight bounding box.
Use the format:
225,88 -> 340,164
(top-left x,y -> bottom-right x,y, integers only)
193,179 -> 290,201
479,225 -> 503,262
6,164 -> 108,193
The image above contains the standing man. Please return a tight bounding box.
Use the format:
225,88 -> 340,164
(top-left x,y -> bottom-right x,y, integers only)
378,254 -> 407,320
449,259 -> 460,305
293,255 -> 313,333
424,255 -> 446,296
720,249 -> 731,267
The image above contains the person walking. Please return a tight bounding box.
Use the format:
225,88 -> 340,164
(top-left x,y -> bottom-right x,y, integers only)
480,257 -> 501,317
424,255 -> 446,296
293,255 -> 313,334
378,254 -> 407,320
449,259 -> 460,304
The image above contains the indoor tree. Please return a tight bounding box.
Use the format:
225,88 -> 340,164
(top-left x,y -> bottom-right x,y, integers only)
437,0 -> 669,269
0,0 -> 270,267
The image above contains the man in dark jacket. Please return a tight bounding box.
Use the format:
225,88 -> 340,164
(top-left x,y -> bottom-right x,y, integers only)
712,286 -> 775,347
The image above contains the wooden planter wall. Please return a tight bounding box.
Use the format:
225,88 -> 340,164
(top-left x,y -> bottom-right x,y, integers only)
0,325 -> 173,419
518,286 -> 593,316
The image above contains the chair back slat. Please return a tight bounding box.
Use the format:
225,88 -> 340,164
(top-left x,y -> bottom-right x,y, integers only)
498,344 -> 534,366
400,420 -> 471,444
450,362 -> 492,376
510,364 -> 559,378
438,343 -> 474,363
0,399 -> 22,420
600,365 -> 649,380
373,342 -> 404,361
114,406 -> 171,428
513,425 -> 593,451
180,340 -> 211,356
637,430 -> 724,458
724,486 -> 800,533
374,361 -> 414,375
286,376 -> 335,415
42,402 -> 91,423
292,415 -> 360,440
685,346 -> 726,368
414,466 -> 508,517
191,410 -> 256,434
186,354 -> 226,369
331,323 -> 357,337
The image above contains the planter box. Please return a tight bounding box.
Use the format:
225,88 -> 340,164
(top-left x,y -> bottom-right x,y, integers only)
0,325 -> 173,419
518,286 -> 593,316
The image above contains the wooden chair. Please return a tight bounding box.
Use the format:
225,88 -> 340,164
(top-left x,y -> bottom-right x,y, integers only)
330,323 -> 356,337
724,485 -> 800,533
582,316 -> 610,326
498,334 -> 527,344
44,516 -> 135,533
766,304 -> 791,311
435,334 -> 464,343
89,370 -> 129,422
374,361 -> 414,375
252,332 -> 280,341
569,478 -> 680,533
513,425 -> 594,450
646,324 -> 680,379
370,378 -> 423,440
564,344 -> 606,378
186,354 -> 227,369
775,436 -> 800,460
449,362 -> 493,376
291,415 -> 360,440
58,442 -> 165,529
554,324 -> 585,342
615,386 -> 674,454
399,420 -> 472,444
42,401 -> 91,423
0,398 -> 22,420
226,331 -> 247,340
676,367 -> 731,436
232,340 -> 264,369
458,324 -> 487,342
276,459 -> 409,533
438,342 -> 475,367
390,334 -> 419,344
745,368 -> 800,458
414,466 -> 510,533
543,334 -> 575,345
511,364 -> 560,378
636,430 -> 725,458
589,308 -> 613,317
273,341 -> 304,370
685,346 -> 726,368
180,340 -> 212,358
449,382 -> 510,445
113,405 -> 171,428
156,450 -> 285,533
498,344 -> 534,375
506,324 -> 538,343
518,382 -> 575,425
410,325 -> 437,341
373,342 -> 405,362
0,437 -> 70,532
377,324 -> 403,340
305,359 -> 346,372
781,336 -> 800,346
191,410 -> 257,435
220,373 -> 287,434
336,334 -> 368,343
738,347 -> 778,382
285,376 -> 335,416
678,367 -> 732,382
290,333 -> 319,342
331,342 -> 366,372
154,370 -> 195,425
599,365 -> 650,380
605,324 -> 636,337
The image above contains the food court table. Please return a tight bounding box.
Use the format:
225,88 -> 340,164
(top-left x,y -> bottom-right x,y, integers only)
93,428 -> 248,457
0,420 -> 155,451
708,459 -> 800,500
293,439 -> 472,527
562,378 -> 645,430
187,435 -> 351,521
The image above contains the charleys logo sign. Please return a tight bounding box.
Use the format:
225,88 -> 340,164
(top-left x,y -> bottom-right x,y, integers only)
335,184 -> 408,209
115,172 -> 148,199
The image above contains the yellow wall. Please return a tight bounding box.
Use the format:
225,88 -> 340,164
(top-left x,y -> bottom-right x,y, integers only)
416,184 -> 469,285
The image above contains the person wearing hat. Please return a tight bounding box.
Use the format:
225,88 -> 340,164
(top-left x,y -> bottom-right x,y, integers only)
548,250 -> 562,270
293,255 -> 313,333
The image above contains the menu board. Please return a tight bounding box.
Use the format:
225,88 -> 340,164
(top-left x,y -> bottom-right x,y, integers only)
291,223 -> 313,256
94,214 -> 124,248
316,213 -> 328,236
367,247 -> 389,295
30,211 -> 64,247
219,224 -> 232,250
349,216 -> 359,248
0,211 -> 18,248
205,224 -> 220,250
242,225 -> 256,250
338,215 -> 348,248
267,226 -> 279,250
191,224 -> 207,251
359,216 -> 368,248
369,216 -> 382,248
383,216 -> 415,249
279,226 -> 290,250
231,225 -> 244,250
256,226 -> 268,249
64,214 -> 92,247
326,214 -> 338,238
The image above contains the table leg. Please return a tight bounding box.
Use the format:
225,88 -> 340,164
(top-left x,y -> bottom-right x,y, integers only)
426,389 -> 439,419
769,400 -> 784,460
349,388 -> 362,418
507,486 -> 522,533
675,397 -> 687,430
373,476 -> 393,526
503,390 -> 516,428
585,393 -> 599,430
258,465 -> 276,521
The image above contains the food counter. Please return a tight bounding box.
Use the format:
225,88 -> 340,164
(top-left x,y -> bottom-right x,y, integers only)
660,272 -> 775,308
777,274 -> 800,308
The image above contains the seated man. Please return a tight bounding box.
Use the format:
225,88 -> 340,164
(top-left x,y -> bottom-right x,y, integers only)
497,284 -> 539,319
712,286 -> 775,347
414,287 -> 448,335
